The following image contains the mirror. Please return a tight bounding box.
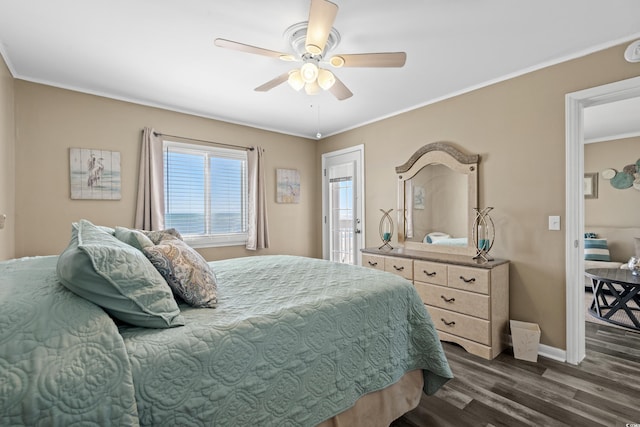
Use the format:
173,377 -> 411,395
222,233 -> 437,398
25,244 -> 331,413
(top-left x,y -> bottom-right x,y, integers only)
396,142 -> 479,256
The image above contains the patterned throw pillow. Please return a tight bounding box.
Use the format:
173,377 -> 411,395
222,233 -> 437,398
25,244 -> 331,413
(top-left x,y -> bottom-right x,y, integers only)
144,239 -> 218,308
143,228 -> 183,245
584,238 -> 611,262
584,232 -> 597,239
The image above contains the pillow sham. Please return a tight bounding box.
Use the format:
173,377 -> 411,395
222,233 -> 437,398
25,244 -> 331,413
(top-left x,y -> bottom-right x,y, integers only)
72,221 -> 115,235
635,237 -> 640,258
584,238 -> 611,262
144,238 -> 218,308
57,219 -> 185,328
115,226 -> 154,251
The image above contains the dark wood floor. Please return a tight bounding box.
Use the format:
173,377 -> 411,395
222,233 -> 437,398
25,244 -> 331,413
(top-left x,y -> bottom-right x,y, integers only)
392,322 -> 640,427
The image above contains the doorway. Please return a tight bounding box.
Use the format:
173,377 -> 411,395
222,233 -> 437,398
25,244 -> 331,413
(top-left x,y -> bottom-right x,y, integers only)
321,145 -> 365,265
565,75 -> 640,364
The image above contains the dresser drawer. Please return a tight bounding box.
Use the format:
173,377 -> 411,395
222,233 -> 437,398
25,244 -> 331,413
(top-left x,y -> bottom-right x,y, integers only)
384,257 -> 413,280
414,260 -> 447,286
362,254 -> 385,271
448,265 -> 490,294
426,305 -> 490,345
415,282 -> 489,319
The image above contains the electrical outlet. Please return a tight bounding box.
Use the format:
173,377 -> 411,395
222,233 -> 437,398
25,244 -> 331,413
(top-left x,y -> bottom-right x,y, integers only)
548,215 -> 560,231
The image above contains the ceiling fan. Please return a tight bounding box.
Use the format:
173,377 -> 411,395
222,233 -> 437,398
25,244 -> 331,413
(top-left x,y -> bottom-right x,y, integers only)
214,0 -> 406,101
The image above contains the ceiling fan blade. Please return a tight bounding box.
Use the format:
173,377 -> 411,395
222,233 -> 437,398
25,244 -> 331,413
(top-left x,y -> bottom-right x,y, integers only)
215,38 -> 290,60
255,72 -> 290,92
331,52 -> 407,68
329,76 -> 353,101
305,0 -> 338,55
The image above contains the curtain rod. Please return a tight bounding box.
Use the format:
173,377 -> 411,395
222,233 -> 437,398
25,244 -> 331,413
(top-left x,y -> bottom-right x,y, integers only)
153,131 -> 254,151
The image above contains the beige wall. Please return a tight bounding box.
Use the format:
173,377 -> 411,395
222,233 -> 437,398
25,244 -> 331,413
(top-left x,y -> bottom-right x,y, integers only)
0,54 -> 15,260
7,41 -> 640,351
14,81 -> 319,260
585,136 -> 640,227
317,42 -> 640,349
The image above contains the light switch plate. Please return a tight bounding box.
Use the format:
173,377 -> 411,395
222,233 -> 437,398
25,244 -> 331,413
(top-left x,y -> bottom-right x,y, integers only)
0,214 -> 5,230
548,215 -> 560,231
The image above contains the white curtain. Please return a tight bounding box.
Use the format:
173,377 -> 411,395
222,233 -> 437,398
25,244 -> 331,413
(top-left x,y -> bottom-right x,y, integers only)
134,127 -> 165,231
246,146 -> 270,250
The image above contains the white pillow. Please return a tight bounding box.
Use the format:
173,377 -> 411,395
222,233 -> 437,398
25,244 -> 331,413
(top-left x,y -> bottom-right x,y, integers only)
424,232 -> 451,244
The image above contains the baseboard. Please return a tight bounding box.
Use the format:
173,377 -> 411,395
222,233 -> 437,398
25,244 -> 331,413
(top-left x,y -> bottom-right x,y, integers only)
508,337 -> 566,362
537,343 -> 566,362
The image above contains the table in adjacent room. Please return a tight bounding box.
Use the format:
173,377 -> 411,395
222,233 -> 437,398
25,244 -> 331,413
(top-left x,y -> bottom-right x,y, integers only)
585,268 -> 640,331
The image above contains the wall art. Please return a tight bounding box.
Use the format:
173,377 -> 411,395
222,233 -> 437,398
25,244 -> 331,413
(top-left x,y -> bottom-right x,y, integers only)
70,148 -> 121,200
276,168 -> 300,203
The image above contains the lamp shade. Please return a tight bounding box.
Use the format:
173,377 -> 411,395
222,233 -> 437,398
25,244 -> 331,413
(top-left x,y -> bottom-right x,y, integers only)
287,69 -> 304,91
304,80 -> 321,95
300,62 -> 319,83
317,69 -> 336,90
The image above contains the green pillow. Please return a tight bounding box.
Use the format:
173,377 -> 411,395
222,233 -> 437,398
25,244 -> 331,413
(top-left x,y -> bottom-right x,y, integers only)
57,219 -> 185,328
115,226 -> 154,251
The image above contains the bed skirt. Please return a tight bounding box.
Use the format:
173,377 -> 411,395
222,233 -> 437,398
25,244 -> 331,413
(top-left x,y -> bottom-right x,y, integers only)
317,369 -> 424,427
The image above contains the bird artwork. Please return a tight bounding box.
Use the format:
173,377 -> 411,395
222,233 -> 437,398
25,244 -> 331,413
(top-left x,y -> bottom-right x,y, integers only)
87,154 -> 104,188
70,148 -> 121,200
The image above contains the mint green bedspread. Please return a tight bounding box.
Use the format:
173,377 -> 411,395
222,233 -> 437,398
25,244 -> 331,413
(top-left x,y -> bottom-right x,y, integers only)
0,255 -> 452,427
0,256 -> 140,426
121,255 -> 452,426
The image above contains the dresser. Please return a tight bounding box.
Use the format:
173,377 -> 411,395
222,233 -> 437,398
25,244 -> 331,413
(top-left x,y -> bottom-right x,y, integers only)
361,247 -> 509,360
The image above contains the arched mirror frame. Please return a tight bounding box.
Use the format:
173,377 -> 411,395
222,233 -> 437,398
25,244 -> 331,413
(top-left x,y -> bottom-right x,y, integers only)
396,142 -> 479,256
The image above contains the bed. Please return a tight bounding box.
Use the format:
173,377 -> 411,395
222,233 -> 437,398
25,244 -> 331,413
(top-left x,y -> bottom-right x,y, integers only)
0,222 -> 453,426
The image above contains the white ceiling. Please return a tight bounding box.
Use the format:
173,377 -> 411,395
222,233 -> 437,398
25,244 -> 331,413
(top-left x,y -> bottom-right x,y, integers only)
1,0 -> 640,140
584,97 -> 640,143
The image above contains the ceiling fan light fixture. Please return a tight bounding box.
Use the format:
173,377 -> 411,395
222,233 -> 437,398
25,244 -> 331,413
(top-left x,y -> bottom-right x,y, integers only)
300,62 -> 319,83
317,68 -> 336,90
287,69 -> 305,91
329,56 -> 344,68
305,44 -> 323,55
304,80 -> 321,95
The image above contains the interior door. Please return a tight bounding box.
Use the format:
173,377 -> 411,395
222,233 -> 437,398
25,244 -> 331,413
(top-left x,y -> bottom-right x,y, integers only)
322,146 -> 364,265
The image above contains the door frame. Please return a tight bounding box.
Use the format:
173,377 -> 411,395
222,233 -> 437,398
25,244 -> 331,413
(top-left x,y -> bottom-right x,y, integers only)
321,144 -> 365,265
565,75 -> 640,365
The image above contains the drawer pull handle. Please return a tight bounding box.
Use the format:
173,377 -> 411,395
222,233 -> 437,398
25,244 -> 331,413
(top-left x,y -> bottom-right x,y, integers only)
459,275 -> 476,283
423,270 -> 437,277
394,265 -> 404,271
441,295 -> 455,303
441,318 -> 456,327
368,261 -> 378,267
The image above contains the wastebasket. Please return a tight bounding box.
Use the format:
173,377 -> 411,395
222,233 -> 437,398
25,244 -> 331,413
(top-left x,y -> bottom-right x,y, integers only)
510,320 -> 540,362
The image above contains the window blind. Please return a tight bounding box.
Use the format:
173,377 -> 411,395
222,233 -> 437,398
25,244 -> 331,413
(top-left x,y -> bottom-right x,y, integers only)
164,141 -> 248,243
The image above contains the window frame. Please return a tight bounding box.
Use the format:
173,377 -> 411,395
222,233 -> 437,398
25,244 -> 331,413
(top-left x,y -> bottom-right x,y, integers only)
163,140 -> 248,248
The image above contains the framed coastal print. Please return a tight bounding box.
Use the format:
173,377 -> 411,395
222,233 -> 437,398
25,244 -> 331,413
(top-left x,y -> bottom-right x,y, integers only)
70,148 -> 122,200
583,172 -> 598,199
276,168 -> 300,203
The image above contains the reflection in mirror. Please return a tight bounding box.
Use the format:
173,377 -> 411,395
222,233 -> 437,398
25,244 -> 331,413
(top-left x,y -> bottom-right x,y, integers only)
396,142 -> 478,256
404,164 -> 468,244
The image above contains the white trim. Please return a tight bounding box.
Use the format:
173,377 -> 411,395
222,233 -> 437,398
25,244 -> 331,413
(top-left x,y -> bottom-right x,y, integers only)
508,336 -> 566,363
565,75 -> 640,365
584,129 -> 640,144
538,343 -> 567,363
321,145 -> 365,265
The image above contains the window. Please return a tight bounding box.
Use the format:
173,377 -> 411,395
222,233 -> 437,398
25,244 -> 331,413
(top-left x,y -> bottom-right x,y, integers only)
163,140 -> 248,247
